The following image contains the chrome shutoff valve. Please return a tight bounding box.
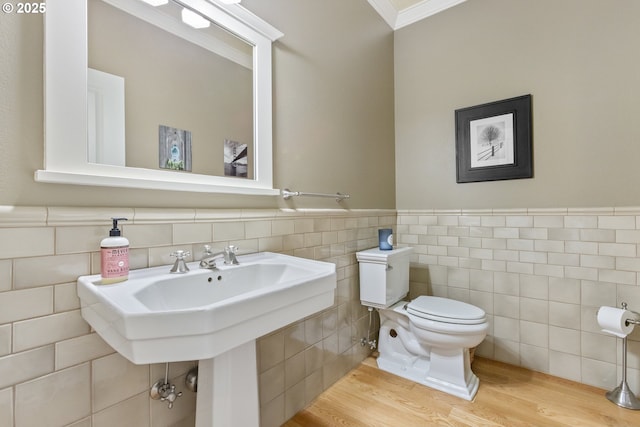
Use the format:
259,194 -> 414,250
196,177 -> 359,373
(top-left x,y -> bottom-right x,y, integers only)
150,379 -> 183,409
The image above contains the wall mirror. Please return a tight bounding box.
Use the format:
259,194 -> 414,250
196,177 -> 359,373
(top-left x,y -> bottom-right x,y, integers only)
38,0 -> 283,195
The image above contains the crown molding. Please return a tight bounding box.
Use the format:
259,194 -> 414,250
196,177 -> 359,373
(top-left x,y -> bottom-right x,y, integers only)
367,0 -> 398,29
368,0 -> 468,30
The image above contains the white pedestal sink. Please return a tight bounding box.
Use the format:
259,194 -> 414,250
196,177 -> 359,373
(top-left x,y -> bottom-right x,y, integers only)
197,342 -> 259,426
77,252 -> 336,426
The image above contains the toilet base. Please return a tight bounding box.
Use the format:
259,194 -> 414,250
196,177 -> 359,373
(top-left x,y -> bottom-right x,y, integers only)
358,246 -> 489,402
376,308 -> 482,401
377,348 -> 480,401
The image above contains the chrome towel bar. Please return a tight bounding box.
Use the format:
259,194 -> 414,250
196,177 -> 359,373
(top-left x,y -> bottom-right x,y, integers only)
281,188 -> 350,202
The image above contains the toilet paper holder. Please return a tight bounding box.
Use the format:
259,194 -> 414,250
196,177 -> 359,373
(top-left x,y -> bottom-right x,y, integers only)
623,303 -> 640,325
604,302 -> 640,410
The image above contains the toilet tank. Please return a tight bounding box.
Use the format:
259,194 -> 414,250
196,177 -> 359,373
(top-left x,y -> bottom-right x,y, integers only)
357,246 -> 413,308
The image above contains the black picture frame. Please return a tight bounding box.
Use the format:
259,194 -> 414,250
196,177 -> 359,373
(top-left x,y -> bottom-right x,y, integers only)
455,94 -> 532,183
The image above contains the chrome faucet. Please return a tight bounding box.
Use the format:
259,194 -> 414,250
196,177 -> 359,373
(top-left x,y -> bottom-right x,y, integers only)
199,245 -> 239,269
170,250 -> 190,274
224,245 -> 240,265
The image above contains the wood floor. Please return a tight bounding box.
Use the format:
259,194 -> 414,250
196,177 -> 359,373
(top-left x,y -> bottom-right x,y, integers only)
283,357 -> 640,427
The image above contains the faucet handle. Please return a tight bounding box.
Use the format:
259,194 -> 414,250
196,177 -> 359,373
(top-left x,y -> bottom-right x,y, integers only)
224,245 -> 240,265
170,250 -> 190,274
163,384 -> 183,409
151,380 -> 183,409
171,250 -> 190,259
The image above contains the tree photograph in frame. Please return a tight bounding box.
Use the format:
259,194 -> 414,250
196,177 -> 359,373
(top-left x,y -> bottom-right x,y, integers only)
469,112 -> 514,168
224,139 -> 248,178
455,95 -> 532,183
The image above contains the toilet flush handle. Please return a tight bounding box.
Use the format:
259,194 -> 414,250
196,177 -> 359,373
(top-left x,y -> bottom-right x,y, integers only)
386,264 -> 393,271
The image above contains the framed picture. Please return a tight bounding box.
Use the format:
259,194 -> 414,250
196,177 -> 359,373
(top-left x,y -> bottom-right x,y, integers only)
159,125 -> 192,172
455,94 -> 532,183
224,139 -> 248,178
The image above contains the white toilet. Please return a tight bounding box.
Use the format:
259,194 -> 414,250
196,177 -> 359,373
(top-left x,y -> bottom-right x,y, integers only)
357,246 -> 489,400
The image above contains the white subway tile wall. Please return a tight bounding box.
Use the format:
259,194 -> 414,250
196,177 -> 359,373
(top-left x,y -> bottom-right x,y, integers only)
0,207 -> 393,427
398,209 -> 640,393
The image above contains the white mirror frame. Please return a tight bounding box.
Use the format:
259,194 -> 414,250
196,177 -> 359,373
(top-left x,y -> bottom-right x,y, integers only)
37,0 -> 283,195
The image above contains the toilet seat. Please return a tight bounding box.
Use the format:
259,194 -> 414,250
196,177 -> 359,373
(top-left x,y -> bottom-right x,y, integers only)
407,296 -> 486,325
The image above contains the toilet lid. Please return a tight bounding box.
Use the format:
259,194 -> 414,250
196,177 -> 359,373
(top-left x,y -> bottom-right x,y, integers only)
407,296 -> 486,325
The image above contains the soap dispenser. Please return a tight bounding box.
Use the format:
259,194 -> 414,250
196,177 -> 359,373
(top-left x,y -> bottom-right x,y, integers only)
100,217 -> 129,284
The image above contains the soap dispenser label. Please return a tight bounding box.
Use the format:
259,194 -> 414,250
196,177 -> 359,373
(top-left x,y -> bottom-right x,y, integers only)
101,246 -> 129,278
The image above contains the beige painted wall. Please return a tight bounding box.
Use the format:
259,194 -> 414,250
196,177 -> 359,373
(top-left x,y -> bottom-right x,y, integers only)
395,0 -> 640,210
252,0 -> 397,209
0,0 -> 395,209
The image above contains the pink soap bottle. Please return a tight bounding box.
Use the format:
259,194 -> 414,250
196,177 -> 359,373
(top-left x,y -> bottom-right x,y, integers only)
100,217 -> 129,284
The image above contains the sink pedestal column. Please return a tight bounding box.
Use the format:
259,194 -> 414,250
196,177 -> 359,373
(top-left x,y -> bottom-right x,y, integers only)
196,340 -> 259,427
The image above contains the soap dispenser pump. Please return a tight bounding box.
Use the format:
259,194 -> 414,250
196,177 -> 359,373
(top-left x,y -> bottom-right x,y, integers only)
100,217 -> 129,284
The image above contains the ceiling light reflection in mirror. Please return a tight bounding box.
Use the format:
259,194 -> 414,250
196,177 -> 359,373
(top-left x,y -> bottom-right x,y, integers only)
88,0 -> 254,179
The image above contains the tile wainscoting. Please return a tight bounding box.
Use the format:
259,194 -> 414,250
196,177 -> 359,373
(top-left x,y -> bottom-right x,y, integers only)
2,205 -> 639,426
397,208 -> 640,394
0,206 -> 395,427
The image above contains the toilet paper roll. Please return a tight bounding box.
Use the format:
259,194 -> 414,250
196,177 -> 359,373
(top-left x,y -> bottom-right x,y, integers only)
597,306 -> 635,338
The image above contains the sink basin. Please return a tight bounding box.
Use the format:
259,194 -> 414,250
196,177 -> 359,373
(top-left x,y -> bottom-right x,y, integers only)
77,252 -> 336,364
134,262 -> 321,311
